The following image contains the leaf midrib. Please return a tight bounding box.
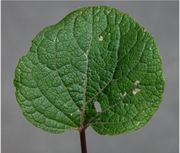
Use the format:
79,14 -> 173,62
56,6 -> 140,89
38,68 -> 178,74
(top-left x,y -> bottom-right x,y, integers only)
80,8 -> 93,128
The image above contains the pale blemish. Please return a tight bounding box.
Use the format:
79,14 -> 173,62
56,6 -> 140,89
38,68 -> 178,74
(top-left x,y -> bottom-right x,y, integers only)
135,121 -> 141,126
99,36 -> 103,41
94,101 -> 102,112
123,92 -> 127,97
132,88 -> 141,95
70,113 -> 73,116
84,52 -> 88,58
134,80 -> 140,86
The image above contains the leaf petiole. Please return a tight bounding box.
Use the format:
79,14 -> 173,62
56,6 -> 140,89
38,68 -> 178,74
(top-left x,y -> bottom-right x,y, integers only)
79,127 -> 87,153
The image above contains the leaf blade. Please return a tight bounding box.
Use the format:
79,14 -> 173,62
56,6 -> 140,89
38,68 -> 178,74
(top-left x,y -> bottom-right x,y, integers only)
14,6 -> 165,134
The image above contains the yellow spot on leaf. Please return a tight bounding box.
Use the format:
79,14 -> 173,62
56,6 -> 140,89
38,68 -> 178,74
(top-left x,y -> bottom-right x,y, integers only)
123,92 -> 127,97
99,36 -> 103,41
132,88 -> 141,95
134,80 -> 140,86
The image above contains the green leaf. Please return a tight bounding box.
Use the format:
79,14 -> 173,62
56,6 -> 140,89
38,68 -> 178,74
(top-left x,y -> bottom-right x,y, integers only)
14,6 -> 165,135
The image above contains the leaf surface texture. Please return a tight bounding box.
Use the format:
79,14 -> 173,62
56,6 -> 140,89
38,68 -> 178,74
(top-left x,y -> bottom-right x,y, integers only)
14,6 -> 165,135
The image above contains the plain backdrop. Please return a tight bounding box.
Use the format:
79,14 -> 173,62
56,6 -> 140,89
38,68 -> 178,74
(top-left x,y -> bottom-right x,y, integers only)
2,1 -> 178,153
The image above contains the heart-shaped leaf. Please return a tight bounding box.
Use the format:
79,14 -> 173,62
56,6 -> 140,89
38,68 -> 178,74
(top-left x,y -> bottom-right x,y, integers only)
14,6 -> 165,135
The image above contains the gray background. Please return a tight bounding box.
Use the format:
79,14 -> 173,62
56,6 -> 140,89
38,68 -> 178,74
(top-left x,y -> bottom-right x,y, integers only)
2,1 -> 178,153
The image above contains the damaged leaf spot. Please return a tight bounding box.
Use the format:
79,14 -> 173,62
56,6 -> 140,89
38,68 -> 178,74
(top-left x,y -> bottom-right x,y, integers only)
134,80 -> 140,86
94,101 -> 102,113
123,92 -> 127,97
99,36 -> 103,41
132,88 -> 141,95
